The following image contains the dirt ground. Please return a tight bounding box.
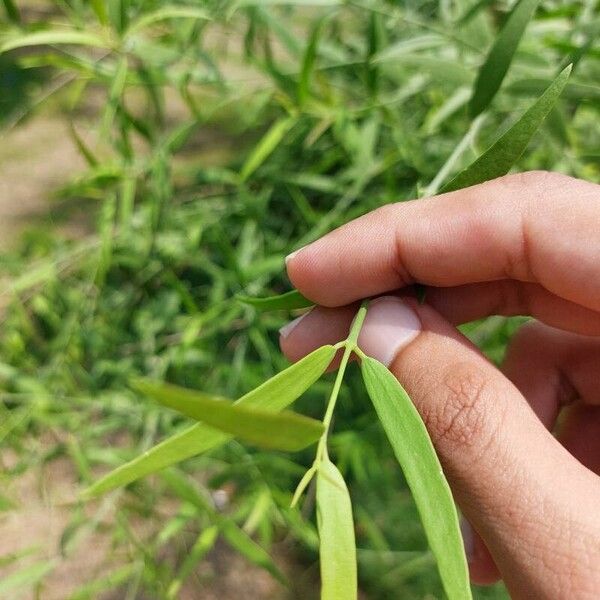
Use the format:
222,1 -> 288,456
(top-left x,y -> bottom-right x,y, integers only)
0,116 -> 87,250
0,112 -> 295,599
0,449 -> 285,599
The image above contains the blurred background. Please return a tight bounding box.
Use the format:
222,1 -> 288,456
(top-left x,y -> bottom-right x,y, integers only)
0,0 -> 598,598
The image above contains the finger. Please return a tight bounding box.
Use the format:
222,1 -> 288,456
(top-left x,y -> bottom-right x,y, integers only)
466,323 -> 600,586
501,322 -> 600,477
502,322 -> 600,428
286,172 -> 600,313
279,301 -> 500,585
280,306 -> 600,592
425,281 -> 600,335
279,304 -> 356,368
355,297 -> 600,598
278,283 -> 600,364
460,518 -> 500,585
559,405 -> 600,475
463,322 -> 600,586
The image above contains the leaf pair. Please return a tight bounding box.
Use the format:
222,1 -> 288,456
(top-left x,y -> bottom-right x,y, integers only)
309,351 -> 470,600
84,344 -> 335,498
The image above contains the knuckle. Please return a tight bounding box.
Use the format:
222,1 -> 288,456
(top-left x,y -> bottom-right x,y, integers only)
419,361 -> 499,458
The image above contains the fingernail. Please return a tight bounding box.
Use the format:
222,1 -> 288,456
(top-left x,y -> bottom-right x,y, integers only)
285,245 -> 307,265
460,517 -> 475,562
357,296 -> 421,366
279,308 -> 313,339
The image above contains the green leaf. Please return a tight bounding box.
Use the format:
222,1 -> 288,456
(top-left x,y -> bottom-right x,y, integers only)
83,345 -> 335,498
132,379 -> 324,452
238,0 -> 341,5
0,559 -> 58,596
442,65 -> 571,193
161,470 -> 285,583
469,0 -> 541,117
298,18 -> 325,107
316,456 -> 357,600
167,526 -> 219,599
239,117 -> 296,182
0,30 -> 110,54
1,0 -> 20,23
108,0 -> 128,32
90,0 -> 108,25
222,521 -> 285,583
507,78 -> 600,102
126,6 -> 211,36
361,356 -> 471,600
237,289 -> 313,311
457,0 -> 495,25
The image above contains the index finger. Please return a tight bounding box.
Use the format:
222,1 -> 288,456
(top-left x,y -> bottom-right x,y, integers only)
286,172 -> 600,312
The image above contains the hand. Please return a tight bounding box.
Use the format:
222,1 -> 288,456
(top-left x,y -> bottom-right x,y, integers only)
279,171 -> 600,600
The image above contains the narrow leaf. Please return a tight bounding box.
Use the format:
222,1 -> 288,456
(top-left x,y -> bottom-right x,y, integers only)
239,117 -> 295,182
361,356 -> 471,600
469,0 -> 541,116
69,123 -> 99,167
0,560 -> 57,595
291,464 -> 317,507
443,65 -> 571,193
298,19 -> 325,107
222,521 -> 285,583
167,526 -> 219,599
84,345 -> 335,498
90,0 -> 108,25
1,0 -> 20,23
457,0 -> 495,25
132,379 -> 323,452
316,456 -> 357,600
126,6 -> 211,36
237,289 -> 313,311
0,30 -> 109,54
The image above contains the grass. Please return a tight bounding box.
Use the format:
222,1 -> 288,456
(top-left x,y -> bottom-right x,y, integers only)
0,0 -> 599,598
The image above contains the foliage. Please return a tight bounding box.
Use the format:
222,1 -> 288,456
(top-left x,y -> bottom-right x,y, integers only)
0,0 -> 599,598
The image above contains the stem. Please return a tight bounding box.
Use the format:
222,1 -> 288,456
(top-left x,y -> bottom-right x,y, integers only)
291,301 -> 369,505
316,301 -> 369,461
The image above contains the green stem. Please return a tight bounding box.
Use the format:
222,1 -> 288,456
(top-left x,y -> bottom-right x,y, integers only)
291,301 -> 369,505
317,300 -> 369,460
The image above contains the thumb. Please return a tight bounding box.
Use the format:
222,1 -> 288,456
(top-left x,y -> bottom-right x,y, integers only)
357,296 -> 600,600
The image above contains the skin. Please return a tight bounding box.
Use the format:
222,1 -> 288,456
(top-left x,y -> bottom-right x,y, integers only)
280,172 -> 600,599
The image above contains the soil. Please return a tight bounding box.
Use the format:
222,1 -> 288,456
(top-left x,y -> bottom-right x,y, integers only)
0,111 -> 306,599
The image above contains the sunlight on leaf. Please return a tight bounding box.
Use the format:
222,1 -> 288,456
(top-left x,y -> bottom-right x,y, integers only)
126,6 -> 211,36
0,30 -> 109,54
84,345 -> 335,498
443,65 -> 571,193
361,356 -> 471,600
132,378 -> 324,452
317,456 -> 357,600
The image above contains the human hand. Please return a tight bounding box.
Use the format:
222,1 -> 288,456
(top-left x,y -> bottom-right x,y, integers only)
279,171 -> 600,599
